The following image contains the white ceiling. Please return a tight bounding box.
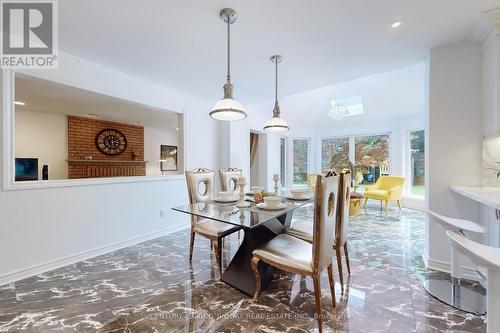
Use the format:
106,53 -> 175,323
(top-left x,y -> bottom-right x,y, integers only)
15,74 -> 180,131
252,63 -> 426,131
59,0 -> 500,104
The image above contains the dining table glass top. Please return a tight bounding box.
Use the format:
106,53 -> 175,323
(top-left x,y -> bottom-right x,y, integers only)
172,196 -> 312,229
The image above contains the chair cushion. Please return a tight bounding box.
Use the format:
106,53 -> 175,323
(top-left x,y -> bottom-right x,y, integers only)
253,234 -> 313,273
286,219 -> 313,243
193,219 -> 239,237
364,189 -> 390,200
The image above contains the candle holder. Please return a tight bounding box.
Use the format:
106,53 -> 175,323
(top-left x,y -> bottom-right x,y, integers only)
236,179 -> 251,208
273,174 -> 280,196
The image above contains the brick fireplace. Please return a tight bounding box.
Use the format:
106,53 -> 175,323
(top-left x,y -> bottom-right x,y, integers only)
67,116 -> 146,178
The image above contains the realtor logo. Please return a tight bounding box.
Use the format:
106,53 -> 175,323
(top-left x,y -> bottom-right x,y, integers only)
1,0 -> 58,69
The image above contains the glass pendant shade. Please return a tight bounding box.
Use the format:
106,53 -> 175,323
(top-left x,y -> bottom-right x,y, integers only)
264,55 -> 289,132
264,115 -> 289,132
210,98 -> 246,121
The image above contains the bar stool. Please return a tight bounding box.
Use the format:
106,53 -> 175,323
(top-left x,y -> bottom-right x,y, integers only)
447,231 -> 500,333
424,210 -> 487,314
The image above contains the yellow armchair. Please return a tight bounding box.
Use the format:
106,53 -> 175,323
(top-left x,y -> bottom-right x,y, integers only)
363,176 -> 405,211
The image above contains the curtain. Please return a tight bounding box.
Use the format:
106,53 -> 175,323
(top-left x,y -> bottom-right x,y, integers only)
250,133 -> 259,167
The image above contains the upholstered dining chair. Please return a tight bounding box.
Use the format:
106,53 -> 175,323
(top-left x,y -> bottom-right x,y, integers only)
219,168 -> 242,192
286,171 -> 352,290
185,168 -> 241,277
251,172 -> 339,332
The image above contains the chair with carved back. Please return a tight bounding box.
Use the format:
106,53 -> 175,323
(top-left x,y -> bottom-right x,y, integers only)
286,171 -> 352,290
185,168 -> 241,277
250,172 -> 339,332
219,168 -> 242,192
334,171 -> 351,289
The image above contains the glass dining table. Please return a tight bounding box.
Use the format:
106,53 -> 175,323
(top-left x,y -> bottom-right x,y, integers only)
172,196 -> 312,296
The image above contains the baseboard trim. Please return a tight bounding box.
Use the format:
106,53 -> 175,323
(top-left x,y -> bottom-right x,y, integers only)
425,257 -> 478,281
0,223 -> 189,286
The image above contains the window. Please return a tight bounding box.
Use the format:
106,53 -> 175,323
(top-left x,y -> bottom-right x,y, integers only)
354,135 -> 390,187
279,137 -> 286,187
409,129 -> 425,197
321,137 -> 349,171
293,139 -> 309,186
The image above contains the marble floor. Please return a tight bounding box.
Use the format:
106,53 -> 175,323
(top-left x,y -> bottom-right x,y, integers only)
0,203 -> 486,332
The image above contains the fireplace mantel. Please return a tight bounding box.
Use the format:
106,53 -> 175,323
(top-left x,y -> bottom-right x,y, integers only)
67,160 -> 148,164
67,159 -> 148,178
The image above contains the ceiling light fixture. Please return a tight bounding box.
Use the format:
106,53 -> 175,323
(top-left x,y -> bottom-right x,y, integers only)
391,20 -> 404,29
209,8 -> 247,122
14,101 -> 25,106
329,102 -> 349,121
264,55 -> 289,132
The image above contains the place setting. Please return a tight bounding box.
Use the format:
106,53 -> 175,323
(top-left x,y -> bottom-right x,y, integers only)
256,195 -> 287,211
246,186 -> 313,212
285,189 -> 313,201
213,190 -> 239,203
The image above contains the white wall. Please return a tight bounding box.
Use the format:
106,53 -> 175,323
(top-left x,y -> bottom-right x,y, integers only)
144,126 -> 179,176
0,52 -> 219,283
15,109 -> 68,180
482,32 -> 498,135
426,41 -> 483,273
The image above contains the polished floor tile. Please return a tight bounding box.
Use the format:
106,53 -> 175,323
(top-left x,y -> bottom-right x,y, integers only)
0,202 -> 486,332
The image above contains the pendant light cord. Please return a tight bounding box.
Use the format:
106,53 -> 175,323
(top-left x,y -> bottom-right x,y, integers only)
274,57 -> 278,103
227,20 -> 231,83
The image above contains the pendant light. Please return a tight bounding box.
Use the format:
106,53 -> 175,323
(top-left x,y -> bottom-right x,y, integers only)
264,55 -> 289,132
329,102 -> 349,121
210,8 -> 247,121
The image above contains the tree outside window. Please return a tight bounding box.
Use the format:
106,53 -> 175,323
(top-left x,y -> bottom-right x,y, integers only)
321,138 -> 349,172
354,135 -> 390,185
293,139 -> 309,185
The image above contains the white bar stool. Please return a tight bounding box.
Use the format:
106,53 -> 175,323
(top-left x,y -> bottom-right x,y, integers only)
424,210 -> 487,314
447,231 -> 500,333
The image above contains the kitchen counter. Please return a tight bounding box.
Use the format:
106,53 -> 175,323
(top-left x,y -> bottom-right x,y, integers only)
450,185 -> 500,261
449,186 -> 500,210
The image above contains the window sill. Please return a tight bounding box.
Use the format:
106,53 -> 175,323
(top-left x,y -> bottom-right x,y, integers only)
3,174 -> 185,191
291,184 -> 308,189
403,194 -> 425,201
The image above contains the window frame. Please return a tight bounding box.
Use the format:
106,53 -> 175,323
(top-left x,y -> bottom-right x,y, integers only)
2,69 -> 186,191
278,136 -> 288,189
318,135 -> 351,172
292,137 -> 311,188
353,132 -> 392,178
318,132 -> 391,175
405,127 -> 425,199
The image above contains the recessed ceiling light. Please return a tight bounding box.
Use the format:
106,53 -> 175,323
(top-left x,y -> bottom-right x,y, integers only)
175,127 -> 179,131
14,101 -> 25,106
391,20 -> 404,29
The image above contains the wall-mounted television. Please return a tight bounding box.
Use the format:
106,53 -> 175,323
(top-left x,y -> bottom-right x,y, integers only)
15,158 -> 38,181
